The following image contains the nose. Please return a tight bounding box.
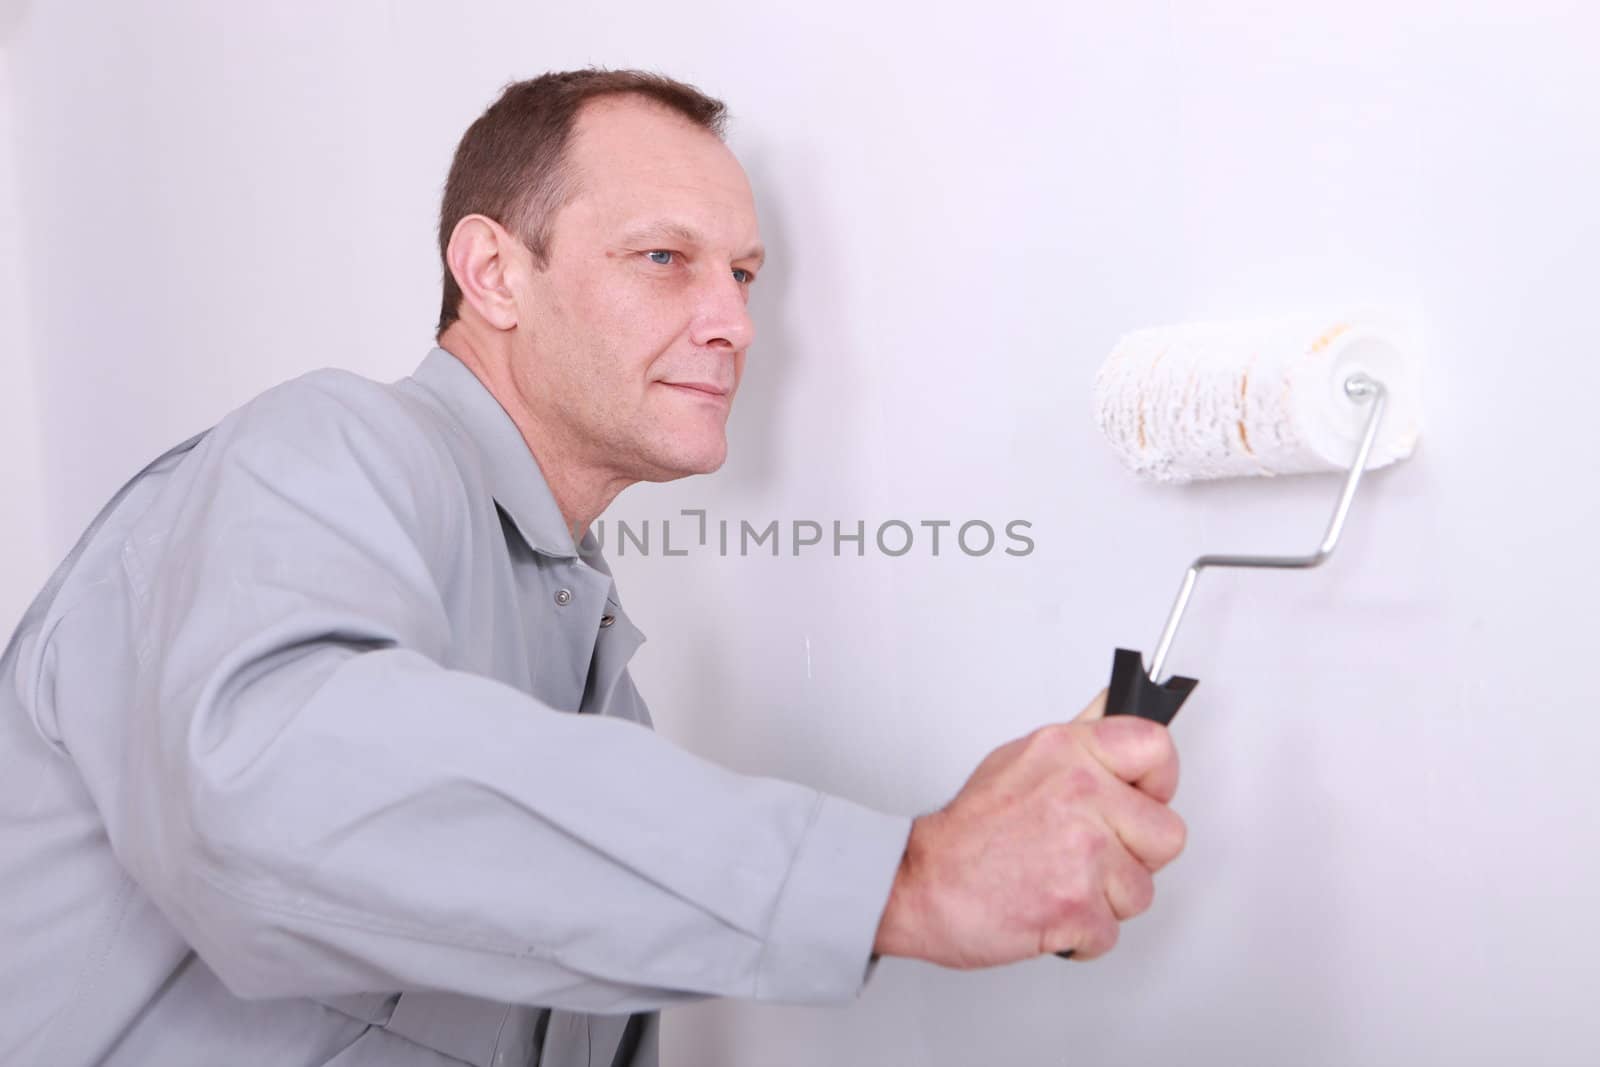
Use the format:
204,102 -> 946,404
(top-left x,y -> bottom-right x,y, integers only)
688,270 -> 756,353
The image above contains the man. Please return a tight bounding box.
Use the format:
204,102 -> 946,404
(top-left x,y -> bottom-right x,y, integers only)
0,69 -> 1185,1066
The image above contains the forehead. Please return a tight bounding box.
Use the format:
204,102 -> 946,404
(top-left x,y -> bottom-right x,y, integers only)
560,95 -> 759,245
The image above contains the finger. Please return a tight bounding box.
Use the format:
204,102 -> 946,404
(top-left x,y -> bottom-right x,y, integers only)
1082,715 -> 1179,801
1103,848 -> 1157,921
1072,688 -> 1108,723
1058,909 -> 1120,962
1132,732 -> 1179,804
1100,785 -> 1188,872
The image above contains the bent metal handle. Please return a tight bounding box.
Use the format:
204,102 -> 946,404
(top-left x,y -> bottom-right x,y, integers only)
1146,375 -> 1388,684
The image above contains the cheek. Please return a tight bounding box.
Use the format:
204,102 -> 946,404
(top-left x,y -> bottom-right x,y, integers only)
576,321 -> 645,399
574,274 -> 693,405
637,338 -> 693,390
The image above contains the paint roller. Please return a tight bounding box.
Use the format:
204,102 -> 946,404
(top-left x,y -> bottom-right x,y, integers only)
1089,316 -> 1422,724
1051,316 -> 1421,960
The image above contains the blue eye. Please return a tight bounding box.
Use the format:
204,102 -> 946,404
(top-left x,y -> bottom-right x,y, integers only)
732,268 -> 753,284
647,250 -> 674,265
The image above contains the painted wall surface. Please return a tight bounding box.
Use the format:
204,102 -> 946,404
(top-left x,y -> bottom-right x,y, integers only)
0,37 -> 49,636
4,2 -> 1597,1063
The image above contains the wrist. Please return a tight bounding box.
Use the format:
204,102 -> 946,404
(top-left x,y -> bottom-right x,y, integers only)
872,812 -> 937,959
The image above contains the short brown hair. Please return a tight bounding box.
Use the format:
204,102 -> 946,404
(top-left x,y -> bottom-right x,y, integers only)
435,68 -> 728,336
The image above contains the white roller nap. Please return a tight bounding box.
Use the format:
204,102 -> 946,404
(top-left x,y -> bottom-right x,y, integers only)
1093,317 -> 1422,483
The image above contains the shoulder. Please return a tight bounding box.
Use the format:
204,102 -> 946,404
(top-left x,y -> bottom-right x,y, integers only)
215,367 -> 469,486
232,367 -> 454,468
180,367 -> 473,551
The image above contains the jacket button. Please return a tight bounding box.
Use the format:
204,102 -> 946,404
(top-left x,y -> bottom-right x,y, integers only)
554,588 -> 573,606
600,613 -> 616,628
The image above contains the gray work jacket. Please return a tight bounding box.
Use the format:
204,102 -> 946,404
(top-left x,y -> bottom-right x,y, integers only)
0,347 -> 912,1066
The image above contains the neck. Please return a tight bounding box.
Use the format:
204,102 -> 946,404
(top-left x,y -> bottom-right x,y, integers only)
437,325 -> 633,544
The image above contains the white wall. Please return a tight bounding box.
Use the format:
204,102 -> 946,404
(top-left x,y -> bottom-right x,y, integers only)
0,27 -> 49,636
6,1 -> 1598,1064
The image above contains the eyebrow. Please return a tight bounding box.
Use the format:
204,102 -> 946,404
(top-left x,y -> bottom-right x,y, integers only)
619,220 -> 766,268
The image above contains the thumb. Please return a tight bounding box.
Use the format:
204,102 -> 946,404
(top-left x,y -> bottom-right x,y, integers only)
1073,688 -> 1109,722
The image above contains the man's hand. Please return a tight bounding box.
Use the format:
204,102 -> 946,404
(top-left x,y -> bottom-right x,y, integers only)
872,690 -> 1186,967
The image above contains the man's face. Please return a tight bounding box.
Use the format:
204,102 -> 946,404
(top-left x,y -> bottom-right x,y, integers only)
507,96 -> 763,483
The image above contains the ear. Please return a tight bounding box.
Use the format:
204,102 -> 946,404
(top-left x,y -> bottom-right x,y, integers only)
444,214 -> 523,331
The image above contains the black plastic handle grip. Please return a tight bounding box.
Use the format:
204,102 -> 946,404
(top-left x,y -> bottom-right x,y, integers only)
1056,649 -> 1198,959
1103,647 -> 1198,725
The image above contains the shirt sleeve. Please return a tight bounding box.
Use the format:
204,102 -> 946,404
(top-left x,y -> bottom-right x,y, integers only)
85,377 -> 912,1014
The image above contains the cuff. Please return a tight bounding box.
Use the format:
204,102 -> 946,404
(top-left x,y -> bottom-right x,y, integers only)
753,793 -> 913,1002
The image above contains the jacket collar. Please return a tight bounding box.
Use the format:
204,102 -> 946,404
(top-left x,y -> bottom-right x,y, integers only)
411,346 -> 588,560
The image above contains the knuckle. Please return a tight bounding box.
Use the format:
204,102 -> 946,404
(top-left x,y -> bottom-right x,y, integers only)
1028,722 -> 1075,757
1048,884 -> 1095,933
1048,851 -> 1101,915
1058,765 -> 1100,805
1060,820 -> 1108,867
1049,824 -> 1110,916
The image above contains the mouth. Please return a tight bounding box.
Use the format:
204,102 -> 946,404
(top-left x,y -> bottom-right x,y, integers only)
659,381 -> 732,402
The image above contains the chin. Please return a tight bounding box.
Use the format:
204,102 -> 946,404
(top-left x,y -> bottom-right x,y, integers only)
641,433 -> 727,481
678,442 -> 728,476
